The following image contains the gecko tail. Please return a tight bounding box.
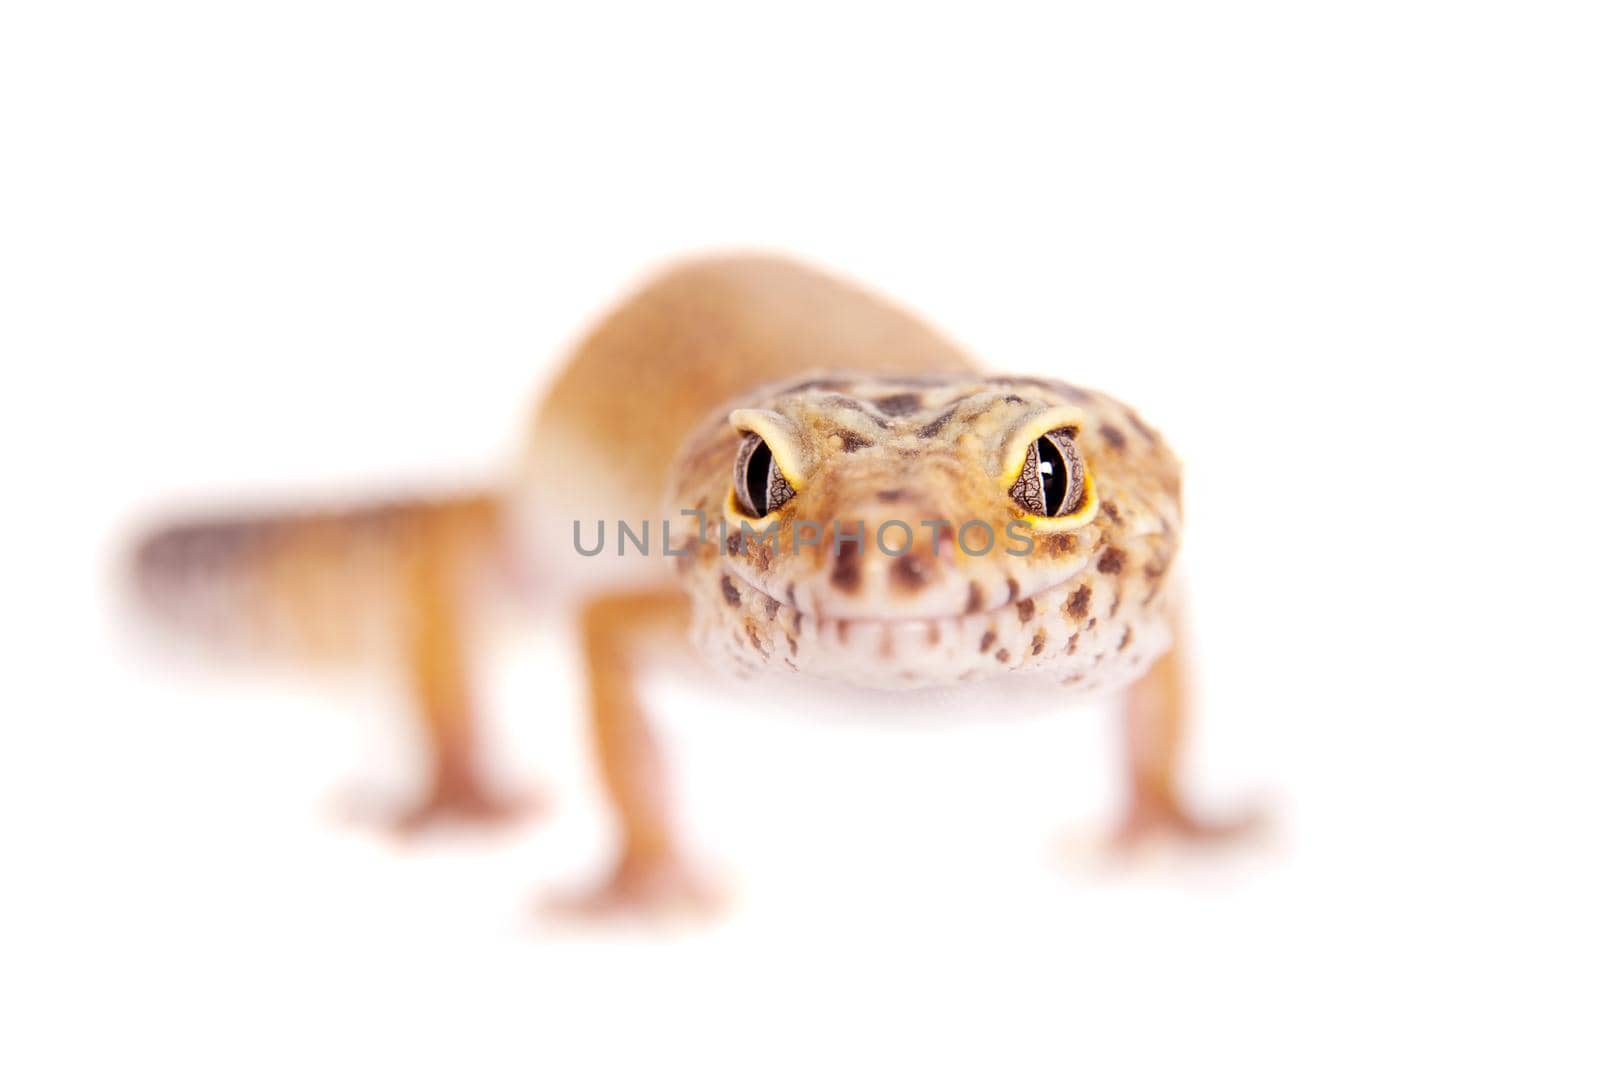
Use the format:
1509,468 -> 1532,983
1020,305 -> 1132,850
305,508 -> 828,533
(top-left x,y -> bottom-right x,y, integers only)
126,490 -> 506,662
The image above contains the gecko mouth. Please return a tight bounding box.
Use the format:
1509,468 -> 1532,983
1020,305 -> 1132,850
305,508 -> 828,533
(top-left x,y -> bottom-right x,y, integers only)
719,562 -> 1088,629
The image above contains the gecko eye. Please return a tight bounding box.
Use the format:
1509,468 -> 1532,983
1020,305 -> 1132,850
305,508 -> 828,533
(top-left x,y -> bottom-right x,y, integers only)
734,433 -> 796,518
1009,429 -> 1086,517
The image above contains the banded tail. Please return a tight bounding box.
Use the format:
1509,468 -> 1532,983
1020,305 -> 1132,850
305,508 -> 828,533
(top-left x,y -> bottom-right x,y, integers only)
128,491 -> 506,661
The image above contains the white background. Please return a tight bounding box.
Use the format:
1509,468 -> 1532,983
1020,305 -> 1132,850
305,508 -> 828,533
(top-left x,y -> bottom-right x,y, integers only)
3,2 -> 1597,1063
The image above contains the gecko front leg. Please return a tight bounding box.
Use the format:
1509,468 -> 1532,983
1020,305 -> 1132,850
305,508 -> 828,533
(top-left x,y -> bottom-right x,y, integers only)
545,587 -> 718,918
1113,615 -> 1259,847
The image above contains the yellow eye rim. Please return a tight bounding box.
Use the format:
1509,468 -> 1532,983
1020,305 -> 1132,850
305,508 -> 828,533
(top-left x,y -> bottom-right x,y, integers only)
728,408 -> 806,491
724,485 -> 785,531
725,410 -> 802,530
998,406 -> 1085,480
1000,405 -> 1099,530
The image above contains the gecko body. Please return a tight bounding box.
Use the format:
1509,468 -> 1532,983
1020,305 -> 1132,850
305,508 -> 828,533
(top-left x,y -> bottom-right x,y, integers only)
134,254 -> 1236,912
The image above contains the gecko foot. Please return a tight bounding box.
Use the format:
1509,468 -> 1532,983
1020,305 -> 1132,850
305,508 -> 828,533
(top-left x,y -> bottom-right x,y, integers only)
391,784 -> 542,836
339,778 -> 544,837
1109,795 -> 1265,853
541,854 -> 722,922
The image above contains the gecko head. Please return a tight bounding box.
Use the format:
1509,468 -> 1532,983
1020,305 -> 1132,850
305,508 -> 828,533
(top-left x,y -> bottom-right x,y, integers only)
666,374 -> 1185,691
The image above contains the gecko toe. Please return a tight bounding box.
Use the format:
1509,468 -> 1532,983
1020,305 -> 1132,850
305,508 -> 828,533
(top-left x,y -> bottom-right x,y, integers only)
539,855 -> 724,924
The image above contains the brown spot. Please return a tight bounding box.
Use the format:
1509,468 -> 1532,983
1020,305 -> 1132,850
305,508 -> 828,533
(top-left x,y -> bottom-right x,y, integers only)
1097,547 -> 1126,574
786,582 -> 798,607
745,622 -> 769,658
828,395 -> 890,427
720,575 -> 741,607
786,633 -> 798,656
1040,532 -> 1077,556
675,551 -> 694,575
892,553 -> 930,592
836,430 -> 873,452
1109,591 -> 1122,618
965,581 -> 984,614
877,488 -> 909,503
831,539 -> 863,592
725,530 -> 743,556
979,630 -> 997,653
1087,617 -> 1098,630
926,624 -> 941,647
1005,577 -> 1021,603
1066,584 -> 1092,619
763,596 -> 780,620
995,648 -> 1011,663
1099,424 -> 1127,451
1141,559 -> 1169,607
1101,501 -> 1122,525
916,406 -> 959,439
1016,598 -> 1035,622
1031,631 -> 1047,656
1118,626 -> 1134,651
873,392 -> 923,416
1066,632 -> 1080,654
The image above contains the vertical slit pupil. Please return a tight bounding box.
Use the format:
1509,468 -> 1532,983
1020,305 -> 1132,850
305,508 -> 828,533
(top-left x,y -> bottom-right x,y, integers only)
746,440 -> 774,516
1037,435 -> 1068,515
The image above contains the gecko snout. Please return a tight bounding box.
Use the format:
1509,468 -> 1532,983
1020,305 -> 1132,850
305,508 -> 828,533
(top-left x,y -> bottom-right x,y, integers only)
785,446 -> 1001,619
808,495 -> 976,618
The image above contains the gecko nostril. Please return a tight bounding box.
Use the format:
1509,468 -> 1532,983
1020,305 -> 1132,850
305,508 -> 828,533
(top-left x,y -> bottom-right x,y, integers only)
891,552 -> 930,592
830,538 -> 862,593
